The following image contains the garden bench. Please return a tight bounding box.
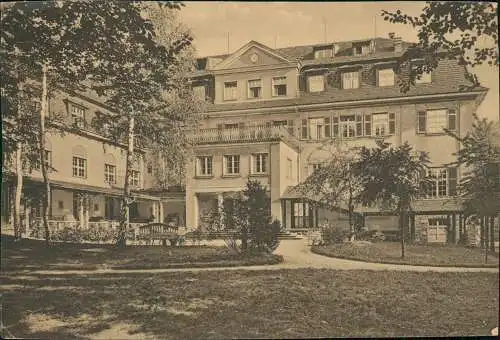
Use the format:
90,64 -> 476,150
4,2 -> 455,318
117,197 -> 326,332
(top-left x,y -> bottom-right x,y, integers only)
137,223 -> 180,246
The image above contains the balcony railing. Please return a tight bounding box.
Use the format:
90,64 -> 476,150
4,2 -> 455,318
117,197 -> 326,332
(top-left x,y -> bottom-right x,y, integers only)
190,124 -> 298,145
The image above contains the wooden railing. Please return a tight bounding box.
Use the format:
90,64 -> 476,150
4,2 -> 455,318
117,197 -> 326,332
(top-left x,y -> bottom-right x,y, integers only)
190,124 -> 297,145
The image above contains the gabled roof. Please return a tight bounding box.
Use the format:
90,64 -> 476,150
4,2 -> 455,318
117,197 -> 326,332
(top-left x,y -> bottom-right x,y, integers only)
210,40 -> 296,71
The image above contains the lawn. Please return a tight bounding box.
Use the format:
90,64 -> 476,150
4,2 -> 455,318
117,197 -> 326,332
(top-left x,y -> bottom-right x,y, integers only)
312,241 -> 499,267
0,236 -> 282,271
1,269 -> 498,339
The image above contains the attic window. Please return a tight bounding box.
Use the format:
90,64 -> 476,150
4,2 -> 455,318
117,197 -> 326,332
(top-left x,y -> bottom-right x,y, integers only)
314,48 -> 333,59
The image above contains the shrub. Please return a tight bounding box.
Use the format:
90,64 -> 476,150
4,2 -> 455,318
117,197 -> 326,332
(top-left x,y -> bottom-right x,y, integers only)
321,224 -> 349,245
356,229 -> 386,243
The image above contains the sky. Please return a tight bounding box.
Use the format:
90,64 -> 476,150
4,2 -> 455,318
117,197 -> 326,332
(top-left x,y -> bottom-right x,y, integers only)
179,1 -> 499,122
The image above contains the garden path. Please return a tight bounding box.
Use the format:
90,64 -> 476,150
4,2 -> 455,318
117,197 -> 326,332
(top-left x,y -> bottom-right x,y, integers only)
9,239 -> 499,275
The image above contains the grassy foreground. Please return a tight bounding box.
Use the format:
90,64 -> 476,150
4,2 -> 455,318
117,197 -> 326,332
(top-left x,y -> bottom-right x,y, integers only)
312,241 -> 499,267
1,269 -> 498,339
1,236 -> 282,271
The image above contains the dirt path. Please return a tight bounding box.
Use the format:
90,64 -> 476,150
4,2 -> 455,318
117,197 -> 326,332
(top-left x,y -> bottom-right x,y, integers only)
4,239 -> 498,276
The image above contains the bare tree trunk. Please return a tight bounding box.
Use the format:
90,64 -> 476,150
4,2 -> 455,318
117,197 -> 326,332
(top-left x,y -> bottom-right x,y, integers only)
39,63 -> 51,247
399,206 -> 406,259
14,145 -> 23,242
117,115 -> 134,248
489,216 -> 495,252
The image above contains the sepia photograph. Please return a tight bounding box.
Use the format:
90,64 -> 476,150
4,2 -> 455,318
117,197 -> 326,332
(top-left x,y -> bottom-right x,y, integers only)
1,1 -> 499,339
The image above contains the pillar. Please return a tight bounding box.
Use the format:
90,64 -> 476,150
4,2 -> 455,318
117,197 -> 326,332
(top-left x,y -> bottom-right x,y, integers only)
290,200 -> 295,229
79,194 -> 84,229
281,200 -> 286,229
159,201 -> 164,224
186,193 -> 198,229
84,195 -> 90,228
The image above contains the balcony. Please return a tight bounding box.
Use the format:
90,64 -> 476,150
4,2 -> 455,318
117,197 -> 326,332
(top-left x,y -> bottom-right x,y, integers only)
190,124 -> 299,147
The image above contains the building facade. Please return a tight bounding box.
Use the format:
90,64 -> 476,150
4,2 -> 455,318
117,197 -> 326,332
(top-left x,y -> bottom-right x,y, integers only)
187,36 -> 488,243
1,85 -> 184,233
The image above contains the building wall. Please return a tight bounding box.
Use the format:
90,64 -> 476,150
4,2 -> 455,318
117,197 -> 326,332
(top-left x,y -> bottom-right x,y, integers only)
28,131 -> 144,190
214,67 -> 298,104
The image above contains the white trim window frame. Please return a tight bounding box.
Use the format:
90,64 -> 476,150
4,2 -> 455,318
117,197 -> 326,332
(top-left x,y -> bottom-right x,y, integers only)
426,168 -> 448,198
130,170 -> 141,187
426,109 -> 448,134
372,113 -> 389,136
247,79 -> 262,99
309,117 -> 325,140
308,75 -> 325,93
72,156 -> 87,178
252,153 -> 268,174
224,81 -> 238,101
196,156 -> 213,176
70,103 -> 86,128
340,115 -> 356,138
104,163 -> 116,184
224,155 -> 240,175
272,76 -> 287,97
342,71 -> 359,89
377,68 -> 395,87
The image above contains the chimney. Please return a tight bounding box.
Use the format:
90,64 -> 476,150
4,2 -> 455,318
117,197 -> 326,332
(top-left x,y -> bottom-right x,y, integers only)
388,32 -> 396,39
394,37 -> 403,53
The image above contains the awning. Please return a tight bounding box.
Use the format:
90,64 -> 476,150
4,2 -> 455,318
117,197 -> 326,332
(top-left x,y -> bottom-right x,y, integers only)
281,185 -> 464,215
23,177 -> 161,201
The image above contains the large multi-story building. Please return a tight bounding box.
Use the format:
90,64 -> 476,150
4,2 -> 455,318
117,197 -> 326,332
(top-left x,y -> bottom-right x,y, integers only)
187,35 -> 488,243
1,85 -> 185,232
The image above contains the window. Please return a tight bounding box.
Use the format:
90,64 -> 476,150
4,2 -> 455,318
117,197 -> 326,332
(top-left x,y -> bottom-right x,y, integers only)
104,164 -> 116,184
130,170 -> 141,187
426,167 -> 457,198
372,113 -> 396,136
224,81 -> 237,101
342,71 -> 359,89
308,75 -> 325,92
272,77 -> 287,96
147,164 -> 153,174
224,155 -> 240,175
286,158 -> 293,179
196,156 -> 213,176
311,163 -> 323,175
58,201 -> 64,209
72,156 -> 87,178
224,123 -> 239,129
418,109 -> 457,134
309,118 -> 325,140
193,85 -> 206,100
34,150 -> 52,170
377,68 -> 395,87
414,70 -> 432,84
247,79 -> 261,99
274,120 -> 295,136
252,153 -> 268,174
340,115 -> 356,138
71,104 -> 86,128
314,48 -> 333,59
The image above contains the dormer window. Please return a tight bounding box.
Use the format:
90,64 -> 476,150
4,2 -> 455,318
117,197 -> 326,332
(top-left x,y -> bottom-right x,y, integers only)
377,68 -> 395,87
352,40 -> 374,56
342,71 -> 360,89
193,85 -> 206,101
308,75 -> 325,93
314,48 -> 333,59
70,103 -> 86,128
247,79 -> 261,99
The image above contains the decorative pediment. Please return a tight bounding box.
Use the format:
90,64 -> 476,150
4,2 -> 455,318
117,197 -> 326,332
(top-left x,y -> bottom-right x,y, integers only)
212,41 -> 294,70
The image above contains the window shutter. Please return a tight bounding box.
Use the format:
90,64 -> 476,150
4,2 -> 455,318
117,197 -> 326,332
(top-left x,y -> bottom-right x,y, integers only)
448,109 -> 457,131
287,120 -> 295,136
389,113 -> 396,134
364,113 -> 371,136
417,111 -> 426,133
324,117 -> 331,137
448,167 -> 457,196
356,114 -> 363,136
332,114 -> 339,137
301,119 -> 308,139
